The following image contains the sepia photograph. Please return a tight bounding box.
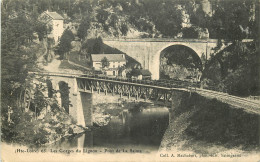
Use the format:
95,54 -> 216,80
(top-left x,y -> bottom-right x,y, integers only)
1,0 -> 260,161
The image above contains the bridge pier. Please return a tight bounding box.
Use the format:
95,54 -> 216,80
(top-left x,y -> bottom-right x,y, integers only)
69,78 -> 86,126
44,77 -> 88,127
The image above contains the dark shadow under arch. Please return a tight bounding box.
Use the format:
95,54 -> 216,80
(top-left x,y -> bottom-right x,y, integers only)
58,81 -> 70,114
160,45 -> 202,80
46,80 -> 53,98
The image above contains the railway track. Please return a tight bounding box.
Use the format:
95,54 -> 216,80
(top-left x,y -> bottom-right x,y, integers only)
193,88 -> 260,114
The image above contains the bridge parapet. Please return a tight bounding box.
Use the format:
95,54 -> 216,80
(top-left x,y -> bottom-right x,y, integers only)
103,38 -> 253,43
103,38 -> 219,43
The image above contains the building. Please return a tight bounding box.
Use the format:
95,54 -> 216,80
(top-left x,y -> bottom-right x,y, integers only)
91,54 -> 126,76
130,69 -> 152,80
39,10 -> 64,44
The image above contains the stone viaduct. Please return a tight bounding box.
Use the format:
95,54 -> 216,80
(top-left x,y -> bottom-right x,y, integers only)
34,75 -> 87,127
103,38 -> 220,80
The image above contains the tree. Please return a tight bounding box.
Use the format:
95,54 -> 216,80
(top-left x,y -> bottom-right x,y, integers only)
101,57 -> 110,69
1,6 -> 51,144
55,29 -> 74,60
93,37 -> 104,54
77,16 -> 91,60
208,0 -> 255,40
34,21 -> 48,41
182,27 -> 199,38
77,16 -> 91,41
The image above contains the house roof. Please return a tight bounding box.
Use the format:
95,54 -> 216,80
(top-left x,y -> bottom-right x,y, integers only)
44,11 -> 64,20
91,54 -> 126,62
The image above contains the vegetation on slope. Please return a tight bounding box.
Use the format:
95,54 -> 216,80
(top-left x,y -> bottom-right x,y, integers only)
202,41 -> 260,96
161,93 -> 259,153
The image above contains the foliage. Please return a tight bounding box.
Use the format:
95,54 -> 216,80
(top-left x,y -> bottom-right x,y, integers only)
101,57 -> 110,69
34,21 -> 48,41
2,0 -> 257,39
55,29 -> 75,59
202,41 -> 260,96
179,94 -> 260,149
1,5 -> 65,144
182,27 -> 199,38
82,37 -> 104,54
208,0 -> 256,39
1,4 -> 48,127
92,37 -> 103,54
77,16 -> 91,41
2,75 -> 55,145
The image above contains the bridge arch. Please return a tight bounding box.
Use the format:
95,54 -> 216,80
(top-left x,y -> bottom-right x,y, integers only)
58,81 -> 70,114
159,43 -> 202,57
46,80 -> 54,98
152,43 -> 203,80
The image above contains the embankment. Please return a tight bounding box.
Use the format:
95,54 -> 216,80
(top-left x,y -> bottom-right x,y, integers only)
160,92 -> 260,154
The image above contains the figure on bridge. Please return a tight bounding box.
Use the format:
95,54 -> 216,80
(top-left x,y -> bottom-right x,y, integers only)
195,68 -> 202,83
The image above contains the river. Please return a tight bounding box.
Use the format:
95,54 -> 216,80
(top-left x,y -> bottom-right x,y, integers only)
53,93 -> 169,153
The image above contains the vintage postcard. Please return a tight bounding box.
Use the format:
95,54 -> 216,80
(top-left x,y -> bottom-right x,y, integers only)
1,0 -> 260,161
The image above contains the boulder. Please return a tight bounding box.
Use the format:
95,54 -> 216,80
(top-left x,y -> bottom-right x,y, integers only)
93,113 -> 111,126
69,125 -> 86,134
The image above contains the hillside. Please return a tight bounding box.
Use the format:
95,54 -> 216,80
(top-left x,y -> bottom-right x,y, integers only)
2,0 -> 256,39
202,41 -> 260,97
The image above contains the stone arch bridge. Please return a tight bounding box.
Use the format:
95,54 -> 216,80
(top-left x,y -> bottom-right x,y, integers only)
103,38 -> 219,80
103,38 -> 252,80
